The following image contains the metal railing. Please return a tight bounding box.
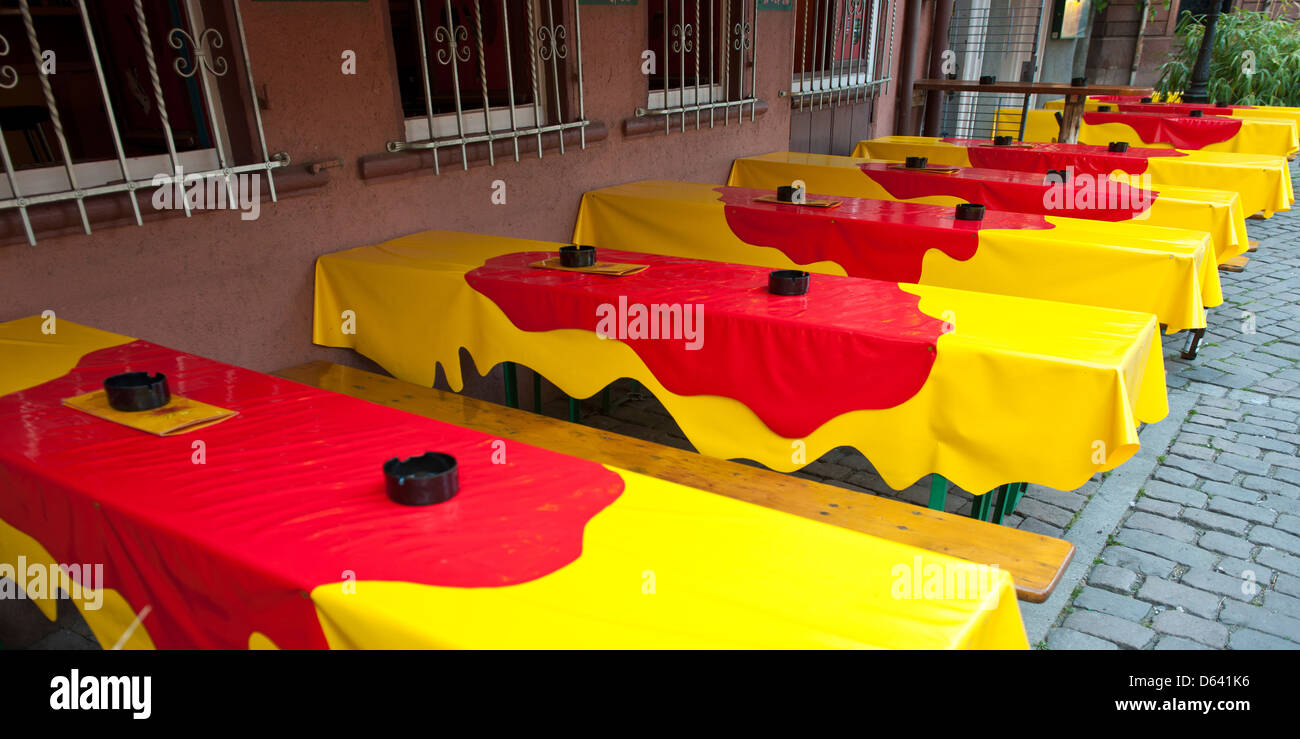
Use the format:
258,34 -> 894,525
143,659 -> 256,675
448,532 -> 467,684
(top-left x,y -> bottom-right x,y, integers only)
781,0 -> 895,110
0,0 -> 288,246
940,0 -> 1044,140
386,0 -> 590,172
635,0 -> 761,133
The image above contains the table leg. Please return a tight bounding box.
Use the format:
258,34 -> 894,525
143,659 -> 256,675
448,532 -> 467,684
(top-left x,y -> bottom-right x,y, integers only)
1058,94 -> 1085,144
1181,328 -> 1206,360
991,484 -> 1015,525
929,474 -> 948,511
601,387 -> 612,415
568,396 -> 581,423
503,361 -> 519,409
1017,92 -> 1031,142
533,371 -> 542,413
971,490 -> 993,521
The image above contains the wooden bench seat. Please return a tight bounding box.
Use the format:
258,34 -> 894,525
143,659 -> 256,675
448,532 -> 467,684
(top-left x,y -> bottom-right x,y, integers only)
274,360 -> 1075,602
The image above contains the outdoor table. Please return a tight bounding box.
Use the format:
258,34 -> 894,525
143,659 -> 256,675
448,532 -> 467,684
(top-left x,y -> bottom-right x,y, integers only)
994,108 -> 1299,157
911,79 -> 1152,144
0,315 -> 1028,650
573,180 -> 1220,335
1045,96 -> 1300,135
854,136 -> 1294,218
728,152 -> 1249,264
314,230 -> 1167,499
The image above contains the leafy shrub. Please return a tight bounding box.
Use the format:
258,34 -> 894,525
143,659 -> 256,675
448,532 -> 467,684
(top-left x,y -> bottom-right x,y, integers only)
1155,4 -> 1300,105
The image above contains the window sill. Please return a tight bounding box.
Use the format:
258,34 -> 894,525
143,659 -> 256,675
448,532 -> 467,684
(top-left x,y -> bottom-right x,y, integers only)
0,161 -> 333,247
622,101 -> 769,139
359,122 -> 609,183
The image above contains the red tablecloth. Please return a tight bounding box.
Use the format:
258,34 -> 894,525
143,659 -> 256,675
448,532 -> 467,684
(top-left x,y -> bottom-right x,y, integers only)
464,249 -> 945,438
856,162 -> 1156,221
0,340 -> 622,648
713,185 -> 1053,283
945,137 -> 1188,176
1081,110 -> 1243,149
1115,102 -> 1239,117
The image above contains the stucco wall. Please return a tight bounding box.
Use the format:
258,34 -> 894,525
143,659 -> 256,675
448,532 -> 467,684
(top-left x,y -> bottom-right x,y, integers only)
1,2 -> 808,386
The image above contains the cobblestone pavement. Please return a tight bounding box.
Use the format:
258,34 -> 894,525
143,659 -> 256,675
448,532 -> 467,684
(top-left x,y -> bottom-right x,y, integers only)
554,163 -> 1300,651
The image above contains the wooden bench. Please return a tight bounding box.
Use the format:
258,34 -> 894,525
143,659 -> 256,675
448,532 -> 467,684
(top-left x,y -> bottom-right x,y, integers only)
275,361 -> 1075,602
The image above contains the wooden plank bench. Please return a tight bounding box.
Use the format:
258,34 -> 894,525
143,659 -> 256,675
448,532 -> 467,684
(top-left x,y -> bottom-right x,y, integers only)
274,361 -> 1076,602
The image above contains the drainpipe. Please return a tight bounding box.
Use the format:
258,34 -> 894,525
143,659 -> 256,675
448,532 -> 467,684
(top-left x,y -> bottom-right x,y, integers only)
923,0 -> 955,136
1184,0 -> 1231,103
894,0 -> 925,135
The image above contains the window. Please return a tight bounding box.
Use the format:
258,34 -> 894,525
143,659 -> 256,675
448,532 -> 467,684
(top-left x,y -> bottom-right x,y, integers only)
386,0 -> 590,171
640,0 -> 759,131
0,0 -> 286,245
788,0 -> 892,108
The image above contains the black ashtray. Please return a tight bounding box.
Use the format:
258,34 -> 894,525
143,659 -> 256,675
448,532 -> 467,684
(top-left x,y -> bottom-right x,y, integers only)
1097,105 -> 1112,112
559,244 -> 596,268
979,75 -> 996,85
776,185 -> 800,202
955,203 -> 986,221
993,135 -> 1014,146
1071,76 -> 1088,87
1140,96 -> 1153,103
1188,109 -> 1204,117
1108,141 -> 1130,153
905,156 -> 929,169
1215,100 -> 1229,108
1045,168 -> 1068,183
945,72 -> 958,80
383,452 -> 459,506
103,372 -> 170,412
768,270 -> 810,296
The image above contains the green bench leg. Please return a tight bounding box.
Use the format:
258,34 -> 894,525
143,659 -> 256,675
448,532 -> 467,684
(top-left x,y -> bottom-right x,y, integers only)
533,371 -> 542,413
991,484 -> 1016,525
928,474 -> 948,511
601,387 -> 612,415
503,361 -> 519,409
568,396 -> 581,423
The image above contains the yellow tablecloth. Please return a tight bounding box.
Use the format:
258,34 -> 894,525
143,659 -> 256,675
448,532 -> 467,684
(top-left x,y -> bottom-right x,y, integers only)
574,179 -> 1220,332
994,108 -> 1299,158
728,151 -> 1248,264
314,230 -> 1167,495
854,136 -> 1294,217
0,315 -> 1027,649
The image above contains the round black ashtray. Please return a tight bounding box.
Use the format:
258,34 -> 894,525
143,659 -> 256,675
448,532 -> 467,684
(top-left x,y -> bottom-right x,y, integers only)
1188,109 -> 1204,118
955,203 -> 986,221
103,372 -> 170,412
905,156 -> 929,169
1140,96 -> 1153,103
383,452 -> 459,506
979,75 -> 996,85
1045,168 -> 1068,183
768,270 -> 810,296
993,135 -> 1014,146
1108,141 -> 1130,153
1097,105 -> 1112,112
1071,76 -> 1088,87
776,185 -> 801,202
559,244 -> 596,268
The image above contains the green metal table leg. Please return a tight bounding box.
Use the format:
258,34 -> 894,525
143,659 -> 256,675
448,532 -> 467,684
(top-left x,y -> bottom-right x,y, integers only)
928,474 -> 948,511
568,396 -> 581,423
601,387 -> 612,415
991,484 -> 1015,525
503,361 -> 519,409
532,371 -> 542,413
971,490 -> 993,522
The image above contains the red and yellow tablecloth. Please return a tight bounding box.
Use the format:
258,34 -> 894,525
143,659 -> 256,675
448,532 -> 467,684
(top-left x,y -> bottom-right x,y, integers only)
314,230 -> 1167,494
994,108 -> 1299,157
573,180 -> 1220,332
854,136 -> 1294,217
728,152 -> 1249,264
0,315 -> 1027,649
1046,97 -> 1300,136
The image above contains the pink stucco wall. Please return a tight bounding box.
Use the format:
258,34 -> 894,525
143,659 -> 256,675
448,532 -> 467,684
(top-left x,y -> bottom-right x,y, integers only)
2,2 -> 829,384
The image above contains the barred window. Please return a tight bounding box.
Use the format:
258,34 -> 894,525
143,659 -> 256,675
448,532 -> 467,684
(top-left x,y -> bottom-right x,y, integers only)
386,0 -> 590,170
0,0 -> 285,245
640,0 -> 760,131
788,0 -> 893,108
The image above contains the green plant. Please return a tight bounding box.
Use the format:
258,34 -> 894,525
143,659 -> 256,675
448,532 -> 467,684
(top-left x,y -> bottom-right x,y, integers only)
1156,4 -> 1300,106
